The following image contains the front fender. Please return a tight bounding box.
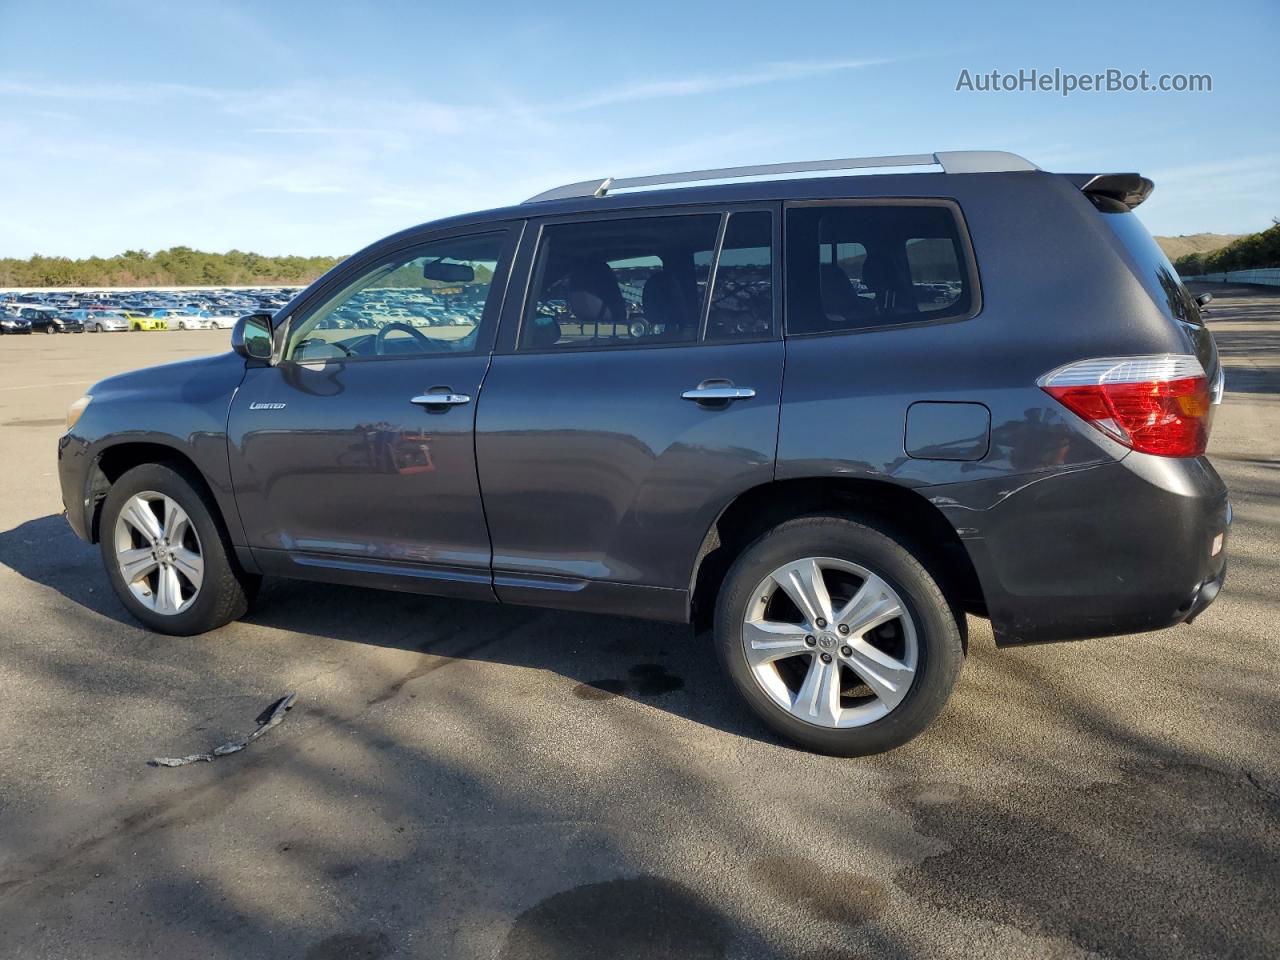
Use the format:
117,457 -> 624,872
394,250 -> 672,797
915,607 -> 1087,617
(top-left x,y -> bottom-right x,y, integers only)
57,352 -> 248,544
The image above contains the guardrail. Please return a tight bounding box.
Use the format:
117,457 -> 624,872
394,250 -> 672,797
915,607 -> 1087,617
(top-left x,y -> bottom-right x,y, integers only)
1180,268 -> 1280,287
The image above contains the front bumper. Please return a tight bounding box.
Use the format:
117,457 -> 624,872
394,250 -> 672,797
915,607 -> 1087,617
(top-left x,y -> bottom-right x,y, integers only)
58,432 -> 94,542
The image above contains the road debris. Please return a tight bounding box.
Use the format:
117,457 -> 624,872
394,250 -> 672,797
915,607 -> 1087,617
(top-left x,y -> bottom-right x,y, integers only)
150,693 -> 297,767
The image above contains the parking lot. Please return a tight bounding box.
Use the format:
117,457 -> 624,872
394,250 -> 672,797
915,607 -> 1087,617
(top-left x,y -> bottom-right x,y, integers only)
0,288 -> 1276,959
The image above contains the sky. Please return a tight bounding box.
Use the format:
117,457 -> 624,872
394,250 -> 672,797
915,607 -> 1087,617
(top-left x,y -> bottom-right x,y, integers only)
0,0 -> 1276,258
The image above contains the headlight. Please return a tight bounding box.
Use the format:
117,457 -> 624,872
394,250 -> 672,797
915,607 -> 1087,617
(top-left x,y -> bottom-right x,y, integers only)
66,395 -> 92,431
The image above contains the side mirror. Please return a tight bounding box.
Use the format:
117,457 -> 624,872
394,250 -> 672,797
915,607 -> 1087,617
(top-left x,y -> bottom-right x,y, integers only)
232,313 -> 274,360
1195,292 -> 1213,307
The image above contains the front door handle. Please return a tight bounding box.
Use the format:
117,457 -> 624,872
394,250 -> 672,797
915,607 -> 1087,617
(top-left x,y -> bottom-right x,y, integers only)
411,388 -> 471,407
681,381 -> 756,403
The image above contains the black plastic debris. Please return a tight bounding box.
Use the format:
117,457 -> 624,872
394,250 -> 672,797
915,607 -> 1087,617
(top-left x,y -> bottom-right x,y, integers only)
150,693 -> 297,768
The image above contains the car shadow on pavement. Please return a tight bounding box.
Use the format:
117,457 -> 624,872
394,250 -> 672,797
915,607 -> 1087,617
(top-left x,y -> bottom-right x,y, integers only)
0,512 -> 787,749
3,511 -> 1279,960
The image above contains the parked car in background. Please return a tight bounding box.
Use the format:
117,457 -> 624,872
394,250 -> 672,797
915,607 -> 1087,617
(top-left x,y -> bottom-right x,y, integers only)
34,311 -> 86,334
0,312 -> 32,334
120,311 -> 167,331
209,310 -> 240,329
84,311 -> 129,333
12,305 -> 64,332
171,313 -> 212,330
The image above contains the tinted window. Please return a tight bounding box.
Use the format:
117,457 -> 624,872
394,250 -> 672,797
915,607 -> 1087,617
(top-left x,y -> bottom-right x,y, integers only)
287,232 -> 504,363
786,204 -> 973,335
521,214 -> 720,350
706,211 -> 773,340
1102,210 -> 1202,325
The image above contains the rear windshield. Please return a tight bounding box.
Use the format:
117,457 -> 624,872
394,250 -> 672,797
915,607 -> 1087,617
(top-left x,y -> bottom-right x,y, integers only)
1102,211 -> 1202,325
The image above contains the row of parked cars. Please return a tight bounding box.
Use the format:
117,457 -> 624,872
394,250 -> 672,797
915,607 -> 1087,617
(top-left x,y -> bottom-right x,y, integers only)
0,288 -> 300,335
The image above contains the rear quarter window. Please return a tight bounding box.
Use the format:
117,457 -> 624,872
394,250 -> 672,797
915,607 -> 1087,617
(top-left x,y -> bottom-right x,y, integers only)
1101,210 -> 1203,325
785,202 -> 976,336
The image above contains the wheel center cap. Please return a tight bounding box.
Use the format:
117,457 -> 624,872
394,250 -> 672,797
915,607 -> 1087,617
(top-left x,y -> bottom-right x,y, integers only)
817,633 -> 837,649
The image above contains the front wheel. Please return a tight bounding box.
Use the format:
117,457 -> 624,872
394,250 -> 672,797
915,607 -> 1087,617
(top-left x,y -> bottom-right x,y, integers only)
99,463 -> 259,635
714,515 -> 963,756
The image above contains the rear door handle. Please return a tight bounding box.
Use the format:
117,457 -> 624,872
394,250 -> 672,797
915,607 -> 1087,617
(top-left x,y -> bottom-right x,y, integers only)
411,389 -> 471,407
682,383 -> 756,403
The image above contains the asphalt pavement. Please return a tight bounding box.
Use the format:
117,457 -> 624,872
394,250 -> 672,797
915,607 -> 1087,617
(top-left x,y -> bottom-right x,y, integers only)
0,289 -> 1276,960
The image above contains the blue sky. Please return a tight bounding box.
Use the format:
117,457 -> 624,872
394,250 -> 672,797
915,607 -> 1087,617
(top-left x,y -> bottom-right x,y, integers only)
1,0 -> 1276,258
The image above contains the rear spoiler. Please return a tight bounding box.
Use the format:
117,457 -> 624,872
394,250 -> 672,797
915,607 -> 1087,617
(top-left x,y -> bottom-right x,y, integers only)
1064,172 -> 1155,211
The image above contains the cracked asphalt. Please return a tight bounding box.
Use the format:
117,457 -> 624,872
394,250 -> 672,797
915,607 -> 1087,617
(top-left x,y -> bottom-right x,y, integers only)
0,284 -> 1276,959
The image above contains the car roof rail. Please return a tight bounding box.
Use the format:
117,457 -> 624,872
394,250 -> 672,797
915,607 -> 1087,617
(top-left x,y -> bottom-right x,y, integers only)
523,150 -> 1039,203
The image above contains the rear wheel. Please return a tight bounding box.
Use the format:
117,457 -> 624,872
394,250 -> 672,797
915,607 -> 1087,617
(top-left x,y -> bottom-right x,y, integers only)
714,515 -> 963,756
99,463 -> 259,635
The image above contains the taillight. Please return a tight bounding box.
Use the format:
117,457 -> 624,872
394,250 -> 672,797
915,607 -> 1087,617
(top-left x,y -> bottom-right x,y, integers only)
1039,354 -> 1212,457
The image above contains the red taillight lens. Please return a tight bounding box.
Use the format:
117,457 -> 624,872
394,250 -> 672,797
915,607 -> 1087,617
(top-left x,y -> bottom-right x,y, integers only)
1040,355 -> 1212,457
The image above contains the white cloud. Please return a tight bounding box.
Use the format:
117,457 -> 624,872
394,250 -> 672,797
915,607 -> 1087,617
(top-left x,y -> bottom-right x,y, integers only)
552,58 -> 896,113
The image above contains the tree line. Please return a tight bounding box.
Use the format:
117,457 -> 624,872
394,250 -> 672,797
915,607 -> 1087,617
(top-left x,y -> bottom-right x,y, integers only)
1174,218 -> 1280,275
0,248 -> 344,288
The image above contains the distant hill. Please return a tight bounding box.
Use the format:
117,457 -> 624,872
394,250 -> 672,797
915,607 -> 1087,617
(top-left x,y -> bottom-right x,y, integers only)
0,248 -> 343,288
1171,219 -> 1280,274
1154,234 -> 1241,262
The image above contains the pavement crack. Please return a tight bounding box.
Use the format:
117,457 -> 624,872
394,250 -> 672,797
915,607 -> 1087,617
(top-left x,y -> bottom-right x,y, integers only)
1245,769 -> 1280,801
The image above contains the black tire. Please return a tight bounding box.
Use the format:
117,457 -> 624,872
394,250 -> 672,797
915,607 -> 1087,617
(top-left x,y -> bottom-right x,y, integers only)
714,514 -> 963,756
99,462 -> 259,635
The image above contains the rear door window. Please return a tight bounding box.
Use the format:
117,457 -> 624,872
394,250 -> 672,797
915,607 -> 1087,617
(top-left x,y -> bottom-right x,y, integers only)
518,209 -> 776,351
786,203 -> 976,335
521,214 -> 720,349
706,211 -> 774,341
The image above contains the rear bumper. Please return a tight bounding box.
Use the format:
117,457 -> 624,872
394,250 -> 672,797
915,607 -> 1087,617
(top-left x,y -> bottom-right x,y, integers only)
931,453 -> 1230,645
1183,561 -> 1226,624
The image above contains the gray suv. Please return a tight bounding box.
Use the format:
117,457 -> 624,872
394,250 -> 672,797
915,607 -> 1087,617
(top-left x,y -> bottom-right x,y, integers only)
57,151 -> 1230,755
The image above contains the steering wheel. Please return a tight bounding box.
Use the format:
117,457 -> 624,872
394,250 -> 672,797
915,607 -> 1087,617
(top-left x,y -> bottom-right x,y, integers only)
375,321 -> 433,355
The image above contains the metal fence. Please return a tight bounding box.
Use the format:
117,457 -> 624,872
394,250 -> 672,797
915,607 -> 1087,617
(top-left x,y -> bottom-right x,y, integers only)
1180,268 -> 1280,287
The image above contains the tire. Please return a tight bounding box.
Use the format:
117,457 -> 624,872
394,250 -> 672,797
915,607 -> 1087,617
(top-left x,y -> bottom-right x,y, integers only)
714,514 -> 963,756
99,462 -> 259,635
45,326 -> 56,335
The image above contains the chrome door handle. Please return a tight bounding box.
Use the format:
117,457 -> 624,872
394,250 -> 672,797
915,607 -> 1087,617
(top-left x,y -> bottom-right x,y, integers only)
411,392 -> 471,406
681,385 -> 756,402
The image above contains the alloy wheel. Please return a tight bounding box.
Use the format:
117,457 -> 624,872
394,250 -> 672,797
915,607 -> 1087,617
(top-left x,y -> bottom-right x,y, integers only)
742,557 -> 918,728
113,491 -> 204,615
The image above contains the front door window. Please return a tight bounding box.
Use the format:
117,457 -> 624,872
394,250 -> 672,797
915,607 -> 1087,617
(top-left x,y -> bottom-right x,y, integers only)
286,232 -> 505,363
